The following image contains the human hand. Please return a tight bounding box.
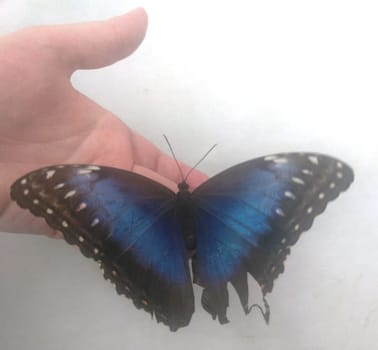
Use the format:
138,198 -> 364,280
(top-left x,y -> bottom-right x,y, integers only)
0,8 -> 207,237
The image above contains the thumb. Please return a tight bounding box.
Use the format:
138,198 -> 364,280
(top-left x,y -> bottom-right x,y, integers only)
51,7 -> 148,72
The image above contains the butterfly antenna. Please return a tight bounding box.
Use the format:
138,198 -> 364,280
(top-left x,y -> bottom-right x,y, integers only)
184,143 -> 217,182
163,134 -> 185,182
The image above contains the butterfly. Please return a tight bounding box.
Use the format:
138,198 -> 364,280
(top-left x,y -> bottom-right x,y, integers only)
10,152 -> 353,331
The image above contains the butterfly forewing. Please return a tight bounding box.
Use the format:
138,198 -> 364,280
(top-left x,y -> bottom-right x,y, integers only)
10,165 -> 194,331
192,153 -> 353,322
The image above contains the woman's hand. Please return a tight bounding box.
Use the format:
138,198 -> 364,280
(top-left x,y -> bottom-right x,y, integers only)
0,8 -> 207,237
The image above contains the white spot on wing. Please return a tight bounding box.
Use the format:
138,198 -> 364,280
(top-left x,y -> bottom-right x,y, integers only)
337,172 -> 343,179
307,206 -> 313,214
294,224 -> 300,231
78,236 -> 84,242
46,208 -> 53,214
284,191 -> 296,199
87,165 -> 101,171
76,202 -> 87,211
21,178 -> 27,185
62,221 -> 68,228
337,162 -> 343,169
264,155 -> 278,161
33,199 -> 39,205
318,192 -> 325,199
302,169 -> 313,175
329,182 -> 336,189
91,218 -> 100,227
46,170 -> 56,179
64,190 -> 76,199
23,189 -> 29,195
275,208 -> 285,216
93,248 -> 99,255
78,169 -> 92,175
308,155 -> 319,165
54,183 -> 65,190
273,158 -> 288,164
292,177 -> 305,185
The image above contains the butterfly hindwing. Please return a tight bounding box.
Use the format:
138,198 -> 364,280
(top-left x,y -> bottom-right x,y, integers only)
10,165 -> 194,331
192,153 -> 354,323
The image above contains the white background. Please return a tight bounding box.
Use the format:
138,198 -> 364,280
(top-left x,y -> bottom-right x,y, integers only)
0,1 -> 377,349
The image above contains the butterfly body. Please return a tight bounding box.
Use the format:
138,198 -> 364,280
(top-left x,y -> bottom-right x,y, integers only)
10,153 -> 354,331
175,181 -> 198,252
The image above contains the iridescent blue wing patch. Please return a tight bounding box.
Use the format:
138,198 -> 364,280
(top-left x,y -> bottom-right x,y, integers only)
192,153 -> 354,323
10,165 -> 194,331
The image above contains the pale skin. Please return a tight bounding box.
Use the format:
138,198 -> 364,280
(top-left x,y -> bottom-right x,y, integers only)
0,8 -> 207,238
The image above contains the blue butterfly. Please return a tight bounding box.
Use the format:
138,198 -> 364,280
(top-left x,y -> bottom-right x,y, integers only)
10,152 -> 353,331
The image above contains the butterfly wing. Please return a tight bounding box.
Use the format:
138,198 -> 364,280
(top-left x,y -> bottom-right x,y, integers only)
192,153 -> 354,323
10,165 -> 194,331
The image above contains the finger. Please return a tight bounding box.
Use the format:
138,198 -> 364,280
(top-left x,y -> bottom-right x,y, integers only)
130,131 -> 208,190
47,7 -> 148,72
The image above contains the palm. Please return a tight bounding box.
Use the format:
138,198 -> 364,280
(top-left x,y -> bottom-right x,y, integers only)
0,9 -> 206,237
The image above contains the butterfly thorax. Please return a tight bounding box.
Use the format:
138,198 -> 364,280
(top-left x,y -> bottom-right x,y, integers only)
176,181 -> 197,252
